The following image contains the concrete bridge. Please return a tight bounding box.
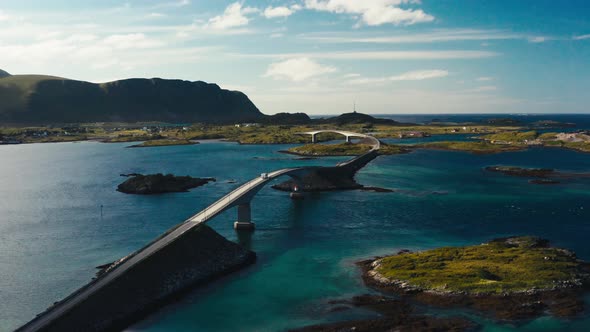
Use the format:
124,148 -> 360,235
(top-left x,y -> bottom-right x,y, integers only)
297,130 -> 380,149
18,130 -> 381,332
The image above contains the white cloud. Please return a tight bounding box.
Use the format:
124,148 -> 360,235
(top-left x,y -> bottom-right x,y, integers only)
476,76 -> 493,81
207,2 -> 258,30
242,50 -> 499,60
0,29 -> 214,74
146,13 -> 167,19
263,5 -> 301,19
528,36 -> 547,43
390,69 -> 448,80
304,0 -> 434,26
270,33 -> 284,38
466,85 -> 497,93
342,73 -> 361,78
263,57 -> 337,81
151,0 -> 191,9
0,10 -> 10,21
573,34 -> 590,40
102,33 -> 164,49
302,29 -> 524,44
348,69 -> 448,84
176,21 -> 255,38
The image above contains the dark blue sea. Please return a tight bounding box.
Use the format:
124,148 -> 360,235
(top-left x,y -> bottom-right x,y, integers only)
1,114 -> 589,331
315,113 -> 590,129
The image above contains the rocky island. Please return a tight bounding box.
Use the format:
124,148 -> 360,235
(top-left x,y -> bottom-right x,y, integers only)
485,165 -> 590,184
359,236 -> 590,321
117,173 -> 215,194
414,141 -> 526,154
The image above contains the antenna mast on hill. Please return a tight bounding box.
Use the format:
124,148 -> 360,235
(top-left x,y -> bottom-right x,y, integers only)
353,101 -> 357,113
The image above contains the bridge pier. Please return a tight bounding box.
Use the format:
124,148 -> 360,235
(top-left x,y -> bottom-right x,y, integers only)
345,135 -> 351,143
234,203 -> 255,231
311,133 -> 317,143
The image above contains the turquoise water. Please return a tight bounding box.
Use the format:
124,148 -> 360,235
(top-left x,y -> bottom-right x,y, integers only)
1,140 -> 589,331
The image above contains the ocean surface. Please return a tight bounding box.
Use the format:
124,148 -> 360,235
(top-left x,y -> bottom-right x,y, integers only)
1,114 -> 590,331
316,113 -> 590,128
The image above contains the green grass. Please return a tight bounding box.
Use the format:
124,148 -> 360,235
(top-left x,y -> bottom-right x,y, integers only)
544,140 -> 590,152
374,237 -> 586,294
414,141 -> 525,153
482,130 -> 539,143
0,74 -> 66,90
538,132 -> 559,140
102,135 -> 159,143
287,142 -> 403,156
378,144 -> 406,155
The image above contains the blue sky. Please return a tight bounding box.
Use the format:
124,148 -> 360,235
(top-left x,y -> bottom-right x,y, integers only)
1,0 -> 589,114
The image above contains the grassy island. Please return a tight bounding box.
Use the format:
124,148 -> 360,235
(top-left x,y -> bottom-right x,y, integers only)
413,141 -> 526,154
368,236 -> 589,295
543,140 -> 590,152
480,130 -> 590,153
128,139 -> 197,148
287,143 -> 373,156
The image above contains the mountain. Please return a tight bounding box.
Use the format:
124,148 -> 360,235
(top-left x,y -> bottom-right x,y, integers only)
262,112 -> 311,125
0,74 -> 264,124
0,69 -> 10,78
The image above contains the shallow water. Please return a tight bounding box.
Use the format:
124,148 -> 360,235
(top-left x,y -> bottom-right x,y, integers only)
1,139 -> 589,331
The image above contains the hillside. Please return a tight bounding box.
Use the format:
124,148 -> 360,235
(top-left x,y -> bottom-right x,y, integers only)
0,69 -> 11,78
0,73 -> 263,124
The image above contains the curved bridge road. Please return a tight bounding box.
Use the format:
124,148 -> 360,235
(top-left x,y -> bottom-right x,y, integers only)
17,130 -> 381,332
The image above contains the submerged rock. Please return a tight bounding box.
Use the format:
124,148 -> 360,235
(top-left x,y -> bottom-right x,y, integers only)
485,166 -> 555,177
358,186 -> 395,193
117,173 -> 215,194
529,178 -> 561,185
292,294 -> 477,332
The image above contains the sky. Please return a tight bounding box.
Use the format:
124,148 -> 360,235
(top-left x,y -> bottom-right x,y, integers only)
0,0 -> 589,115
